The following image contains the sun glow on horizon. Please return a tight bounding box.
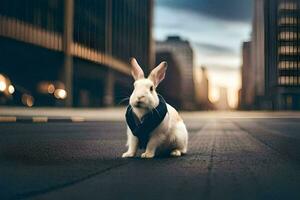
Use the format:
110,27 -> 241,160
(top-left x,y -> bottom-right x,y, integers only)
207,69 -> 241,108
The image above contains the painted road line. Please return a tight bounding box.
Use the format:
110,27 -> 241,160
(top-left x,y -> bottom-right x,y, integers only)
71,117 -> 85,122
0,116 -> 17,122
0,116 -> 118,123
32,117 -> 48,123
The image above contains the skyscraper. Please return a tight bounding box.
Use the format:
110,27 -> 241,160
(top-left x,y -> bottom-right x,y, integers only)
0,0 -> 154,107
215,87 -> 230,110
252,0 -> 265,106
156,36 -> 195,110
155,51 -> 182,109
241,41 -> 255,109
252,0 -> 300,110
195,66 -> 212,110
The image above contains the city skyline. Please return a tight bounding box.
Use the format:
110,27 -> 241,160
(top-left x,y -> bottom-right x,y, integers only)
1,2 -> 300,199
1,0 -> 299,110
154,0 -> 253,108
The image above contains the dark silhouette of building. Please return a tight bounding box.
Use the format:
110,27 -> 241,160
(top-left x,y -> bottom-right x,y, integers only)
156,36 -> 196,110
240,41 -> 255,109
252,0 -> 265,108
215,87 -> 230,110
251,0 -> 300,110
155,51 -> 182,109
195,66 -> 213,110
0,0 -> 154,107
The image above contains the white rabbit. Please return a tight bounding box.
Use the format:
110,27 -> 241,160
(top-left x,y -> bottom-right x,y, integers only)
122,58 -> 188,159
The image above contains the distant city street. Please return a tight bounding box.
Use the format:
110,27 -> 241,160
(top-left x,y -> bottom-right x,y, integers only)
0,0 -> 300,199
1,111 -> 300,200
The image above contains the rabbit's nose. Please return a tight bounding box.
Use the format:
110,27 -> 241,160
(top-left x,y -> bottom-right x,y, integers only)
137,95 -> 145,100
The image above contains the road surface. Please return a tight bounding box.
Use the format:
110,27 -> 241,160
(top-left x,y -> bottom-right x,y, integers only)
0,112 -> 300,200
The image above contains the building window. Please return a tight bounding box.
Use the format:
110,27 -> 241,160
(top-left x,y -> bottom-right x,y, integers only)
278,45 -> 298,55
278,61 -> 300,69
279,76 -> 286,85
279,76 -> 299,85
278,2 -> 298,10
278,17 -> 297,25
279,31 -> 298,40
278,61 -> 299,69
278,61 -> 285,69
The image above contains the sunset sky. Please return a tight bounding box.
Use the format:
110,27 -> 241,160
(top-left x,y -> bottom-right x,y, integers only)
154,0 -> 253,108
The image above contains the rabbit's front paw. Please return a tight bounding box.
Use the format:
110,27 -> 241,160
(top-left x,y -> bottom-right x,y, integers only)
141,152 -> 154,159
170,149 -> 182,157
122,151 -> 135,158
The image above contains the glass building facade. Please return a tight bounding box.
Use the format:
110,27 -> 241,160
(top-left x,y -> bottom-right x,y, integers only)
265,0 -> 300,109
0,0 -> 153,107
277,0 -> 300,86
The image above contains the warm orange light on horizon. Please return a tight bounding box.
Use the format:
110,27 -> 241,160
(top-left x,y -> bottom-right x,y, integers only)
207,69 -> 241,108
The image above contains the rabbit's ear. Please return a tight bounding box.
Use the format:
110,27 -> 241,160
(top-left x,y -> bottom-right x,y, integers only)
130,58 -> 144,80
148,61 -> 167,87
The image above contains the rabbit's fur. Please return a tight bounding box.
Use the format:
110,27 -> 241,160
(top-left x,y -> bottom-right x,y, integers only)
122,58 -> 188,158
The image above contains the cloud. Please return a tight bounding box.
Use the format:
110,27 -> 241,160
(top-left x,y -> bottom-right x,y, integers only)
156,0 -> 253,23
154,5 -> 252,70
201,64 -> 241,72
193,42 -> 236,56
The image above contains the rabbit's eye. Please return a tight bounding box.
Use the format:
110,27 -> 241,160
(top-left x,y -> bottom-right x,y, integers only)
150,86 -> 154,92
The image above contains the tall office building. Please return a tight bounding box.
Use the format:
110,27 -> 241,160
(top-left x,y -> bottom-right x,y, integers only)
155,51 -> 182,109
156,36 -> 195,110
215,87 -> 230,110
241,41 -> 255,109
252,0 -> 265,106
265,0 -> 300,109
252,0 -> 300,110
195,66 -> 212,110
0,0 -> 153,107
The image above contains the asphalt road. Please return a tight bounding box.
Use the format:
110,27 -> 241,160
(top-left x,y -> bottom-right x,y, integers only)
0,113 -> 300,200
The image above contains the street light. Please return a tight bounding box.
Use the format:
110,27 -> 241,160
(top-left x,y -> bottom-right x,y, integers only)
0,74 -> 7,92
21,94 -> 34,107
0,81 -> 6,92
54,89 -> 67,99
8,85 -> 15,94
